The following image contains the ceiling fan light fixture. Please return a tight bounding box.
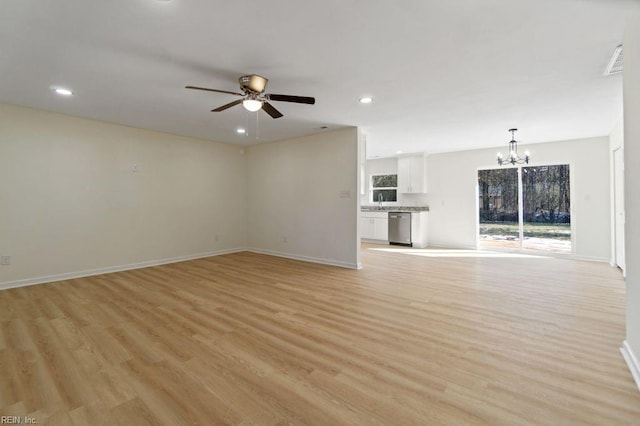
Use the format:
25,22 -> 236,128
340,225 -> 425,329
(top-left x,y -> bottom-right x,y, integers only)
242,99 -> 263,112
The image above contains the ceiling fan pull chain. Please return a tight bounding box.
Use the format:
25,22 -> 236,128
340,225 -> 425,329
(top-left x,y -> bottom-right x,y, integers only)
245,111 -> 249,138
256,110 -> 259,140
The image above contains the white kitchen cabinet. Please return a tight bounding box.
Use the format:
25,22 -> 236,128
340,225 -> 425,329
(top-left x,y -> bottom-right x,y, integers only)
360,212 -> 388,242
411,211 -> 428,248
373,217 -> 388,240
397,155 -> 427,193
360,216 -> 374,239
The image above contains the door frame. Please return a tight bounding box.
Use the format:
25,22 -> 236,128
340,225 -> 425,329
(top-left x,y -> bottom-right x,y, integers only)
613,146 -> 626,271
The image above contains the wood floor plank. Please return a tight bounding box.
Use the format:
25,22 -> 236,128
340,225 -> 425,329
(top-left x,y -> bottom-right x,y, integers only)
109,397 -> 162,426
1,245 -> 639,424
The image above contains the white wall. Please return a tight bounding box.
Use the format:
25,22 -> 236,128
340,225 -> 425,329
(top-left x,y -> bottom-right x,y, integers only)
246,128 -> 360,268
361,157 -> 429,206
0,104 -> 247,287
427,137 -> 612,261
622,7 -> 640,387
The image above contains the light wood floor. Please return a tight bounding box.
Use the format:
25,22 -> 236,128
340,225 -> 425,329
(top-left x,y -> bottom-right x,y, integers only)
1,245 -> 639,425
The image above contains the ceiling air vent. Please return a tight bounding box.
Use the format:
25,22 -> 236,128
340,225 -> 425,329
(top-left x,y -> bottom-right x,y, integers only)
604,45 -> 623,76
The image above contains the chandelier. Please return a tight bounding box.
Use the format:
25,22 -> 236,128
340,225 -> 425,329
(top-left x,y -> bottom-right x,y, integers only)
497,128 -> 530,166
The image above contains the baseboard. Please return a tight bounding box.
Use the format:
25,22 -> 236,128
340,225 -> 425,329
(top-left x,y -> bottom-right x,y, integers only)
248,247 -> 359,269
621,340 -> 640,392
571,254 -> 610,263
0,247 -> 246,291
361,238 -> 388,244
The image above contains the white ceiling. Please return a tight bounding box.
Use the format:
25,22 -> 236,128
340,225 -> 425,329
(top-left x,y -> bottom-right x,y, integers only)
1,0 -> 637,158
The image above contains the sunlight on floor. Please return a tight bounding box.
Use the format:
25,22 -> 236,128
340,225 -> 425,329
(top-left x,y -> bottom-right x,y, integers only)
479,237 -> 571,254
368,247 -> 548,259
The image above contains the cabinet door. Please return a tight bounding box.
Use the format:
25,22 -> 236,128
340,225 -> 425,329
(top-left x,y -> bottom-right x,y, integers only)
397,157 -> 412,193
398,155 -> 426,193
373,218 -> 389,241
409,156 -> 425,193
360,216 -> 374,239
411,212 -> 428,248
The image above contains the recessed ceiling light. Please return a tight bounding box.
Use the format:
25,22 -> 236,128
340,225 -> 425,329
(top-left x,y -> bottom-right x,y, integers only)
359,96 -> 373,104
53,87 -> 73,96
236,128 -> 246,134
396,150 -> 403,155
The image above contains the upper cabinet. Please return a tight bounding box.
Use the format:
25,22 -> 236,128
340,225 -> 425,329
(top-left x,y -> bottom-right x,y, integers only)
397,154 -> 427,193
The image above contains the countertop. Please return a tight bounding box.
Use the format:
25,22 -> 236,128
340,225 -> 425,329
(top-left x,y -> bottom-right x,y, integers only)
361,206 -> 429,212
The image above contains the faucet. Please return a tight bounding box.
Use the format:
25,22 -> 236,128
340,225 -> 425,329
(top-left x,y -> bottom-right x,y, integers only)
378,193 -> 383,207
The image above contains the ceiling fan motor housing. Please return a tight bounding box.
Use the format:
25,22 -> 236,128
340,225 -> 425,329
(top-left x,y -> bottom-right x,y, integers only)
239,75 -> 268,94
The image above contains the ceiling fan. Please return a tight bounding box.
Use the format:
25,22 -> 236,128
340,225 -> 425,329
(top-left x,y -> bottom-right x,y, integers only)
186,74 -> 315,119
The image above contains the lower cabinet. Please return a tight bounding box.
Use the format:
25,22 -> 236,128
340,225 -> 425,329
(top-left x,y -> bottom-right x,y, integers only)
360,212 -> 388,241
361,210 -> 428,246
360,216 -> 375,239
411,212 -> 428,248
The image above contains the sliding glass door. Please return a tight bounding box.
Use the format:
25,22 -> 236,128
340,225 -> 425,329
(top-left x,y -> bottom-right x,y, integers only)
478,165 -> 571,254
522,165 -> 571,253
478,168 -> 520,250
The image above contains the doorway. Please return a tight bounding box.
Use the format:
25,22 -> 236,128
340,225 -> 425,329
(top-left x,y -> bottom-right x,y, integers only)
478,165 -> 572,254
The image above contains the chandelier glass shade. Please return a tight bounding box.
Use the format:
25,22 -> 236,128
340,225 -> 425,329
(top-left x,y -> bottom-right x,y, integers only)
497,128 -> 530,166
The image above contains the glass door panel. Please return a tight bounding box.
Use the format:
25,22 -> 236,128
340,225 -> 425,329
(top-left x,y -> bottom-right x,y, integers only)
522,165 -> 571,253
478,168 -> 520,250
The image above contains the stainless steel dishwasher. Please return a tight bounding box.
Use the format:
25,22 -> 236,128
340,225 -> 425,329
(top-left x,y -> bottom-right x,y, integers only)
388,212 -> 412,246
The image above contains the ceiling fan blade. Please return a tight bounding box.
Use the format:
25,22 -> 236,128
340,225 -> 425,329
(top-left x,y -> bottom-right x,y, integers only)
186,86 -> 243,96
262,102 -> 283,119
267,94 -> 316,105
211,99 -> 243,112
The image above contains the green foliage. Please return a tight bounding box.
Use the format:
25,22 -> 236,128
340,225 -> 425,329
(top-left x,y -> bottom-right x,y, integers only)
372,174 -> 397,188
478,165 -> 571,224
522,165 -> 570,223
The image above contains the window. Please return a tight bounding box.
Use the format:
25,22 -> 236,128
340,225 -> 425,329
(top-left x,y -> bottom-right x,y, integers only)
371,174 -> 397,203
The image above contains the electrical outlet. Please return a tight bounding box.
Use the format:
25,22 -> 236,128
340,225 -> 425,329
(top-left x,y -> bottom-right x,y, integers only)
214,235 -> 219,242
0,255 -> 11,265
283,237 -> 288,243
